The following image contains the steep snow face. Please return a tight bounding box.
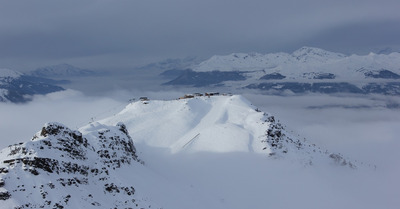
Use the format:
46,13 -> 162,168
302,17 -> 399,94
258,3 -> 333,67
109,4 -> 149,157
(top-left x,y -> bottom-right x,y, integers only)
0,122 -> 159,209
101,95 -> 357,168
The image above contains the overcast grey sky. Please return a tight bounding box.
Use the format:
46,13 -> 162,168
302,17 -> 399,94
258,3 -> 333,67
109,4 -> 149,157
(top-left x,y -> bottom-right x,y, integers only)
1,0 -> 399,70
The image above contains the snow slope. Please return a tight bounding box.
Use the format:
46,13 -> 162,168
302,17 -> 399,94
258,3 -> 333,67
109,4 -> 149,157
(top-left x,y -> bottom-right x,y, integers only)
101,95 -> 356,167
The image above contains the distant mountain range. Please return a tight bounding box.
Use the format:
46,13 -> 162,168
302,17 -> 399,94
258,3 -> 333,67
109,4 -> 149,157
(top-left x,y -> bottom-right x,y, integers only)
29,64 -> 95,78
0,69 -> 65,103
0,63 -> 101,103
163,47 -> 400,95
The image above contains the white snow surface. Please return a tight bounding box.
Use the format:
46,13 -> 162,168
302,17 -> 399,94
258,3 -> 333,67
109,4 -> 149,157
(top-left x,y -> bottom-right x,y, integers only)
100,95 -> 357,168
0,68 -> 22,79
102,95 -> 267,154
193,47 -> 400,81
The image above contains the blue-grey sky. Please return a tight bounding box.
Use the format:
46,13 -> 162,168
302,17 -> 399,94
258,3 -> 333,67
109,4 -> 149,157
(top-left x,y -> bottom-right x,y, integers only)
0,0 -> 399,70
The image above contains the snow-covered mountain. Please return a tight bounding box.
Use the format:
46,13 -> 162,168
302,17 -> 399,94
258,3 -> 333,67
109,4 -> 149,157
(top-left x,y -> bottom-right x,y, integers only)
164,47 -> 400,95
29,64 -> 95,78
0,94 -> 365,208
193,47 -> 400,79
195,47 -> 347,73
0,122 -> 159,209
100,95 -> 356,167
0,68 -> 65,103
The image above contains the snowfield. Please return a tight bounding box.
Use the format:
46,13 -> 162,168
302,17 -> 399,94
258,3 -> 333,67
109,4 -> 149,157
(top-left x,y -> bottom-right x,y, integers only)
100,95 -> 360,168
101,95 -> 267,154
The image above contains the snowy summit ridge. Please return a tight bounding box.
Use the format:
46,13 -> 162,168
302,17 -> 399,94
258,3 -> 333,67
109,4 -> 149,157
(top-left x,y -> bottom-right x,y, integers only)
101,94 -> 356,167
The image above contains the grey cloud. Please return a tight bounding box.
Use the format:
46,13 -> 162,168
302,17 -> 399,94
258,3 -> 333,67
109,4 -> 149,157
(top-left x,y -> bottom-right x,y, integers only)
0,0 -> 399,70
302,19 -> 400,54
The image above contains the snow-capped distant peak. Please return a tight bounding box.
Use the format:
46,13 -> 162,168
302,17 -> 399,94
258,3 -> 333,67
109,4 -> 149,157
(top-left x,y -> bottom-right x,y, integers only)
0,68 -> 22,79
292,46 -> 346,61
193,47 -> 350,72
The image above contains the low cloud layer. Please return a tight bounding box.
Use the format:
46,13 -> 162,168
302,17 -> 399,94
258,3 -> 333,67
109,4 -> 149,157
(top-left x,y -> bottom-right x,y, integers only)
243,93 -> 400,169
0,90 -> 123,146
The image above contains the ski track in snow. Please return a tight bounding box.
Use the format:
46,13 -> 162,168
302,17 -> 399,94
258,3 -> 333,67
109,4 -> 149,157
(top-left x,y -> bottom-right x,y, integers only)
100,95 -> 268,154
